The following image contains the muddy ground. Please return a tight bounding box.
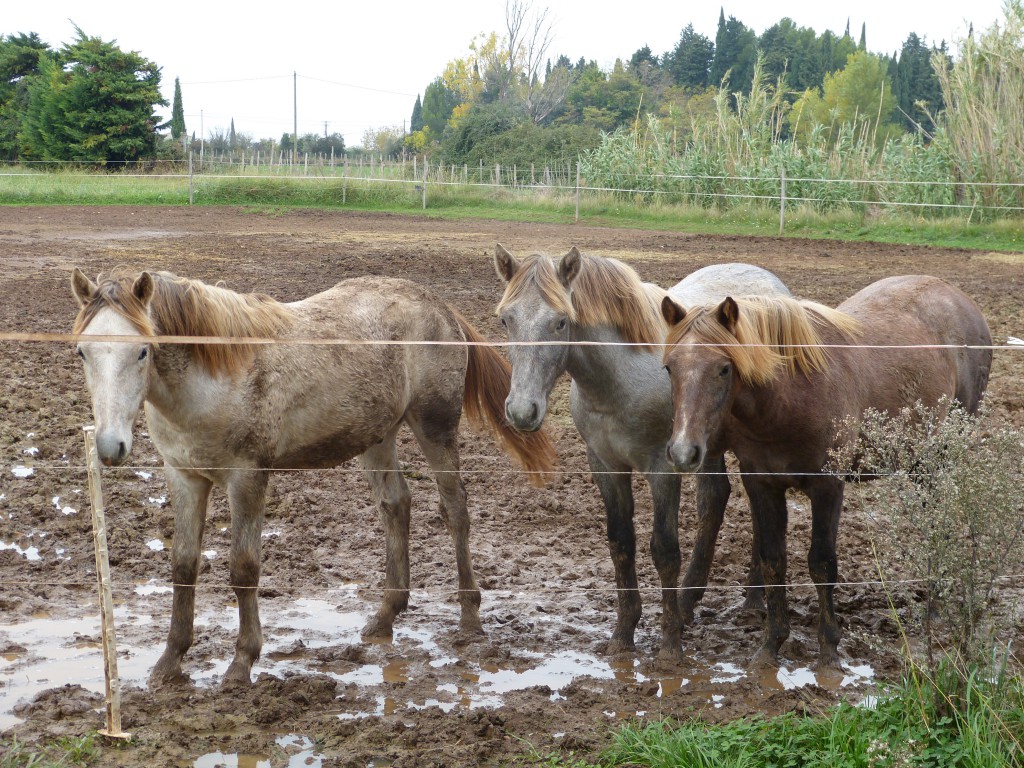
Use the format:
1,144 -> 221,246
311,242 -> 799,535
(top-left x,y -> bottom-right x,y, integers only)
0,207 -> 1021,767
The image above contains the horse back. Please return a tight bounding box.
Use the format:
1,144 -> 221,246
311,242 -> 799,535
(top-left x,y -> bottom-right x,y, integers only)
838,275 -> 992,413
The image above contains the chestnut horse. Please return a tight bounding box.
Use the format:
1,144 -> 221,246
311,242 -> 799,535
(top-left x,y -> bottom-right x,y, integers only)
495,245 -> 790,659
71,268 -> 556,686
661,275 -> 992,668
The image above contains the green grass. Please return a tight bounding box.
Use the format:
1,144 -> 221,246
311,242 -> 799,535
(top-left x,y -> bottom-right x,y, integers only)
1,170 -> 1022,252
0,734 -> 99,767
516,663 -> 1024,768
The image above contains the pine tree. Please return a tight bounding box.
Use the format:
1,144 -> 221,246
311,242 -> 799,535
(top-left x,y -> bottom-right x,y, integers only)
170,76 -> 185,141
21,26 -> 165,162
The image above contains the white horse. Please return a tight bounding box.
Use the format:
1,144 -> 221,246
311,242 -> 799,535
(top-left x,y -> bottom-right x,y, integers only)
494,246 -> 790,660
71,267 -> 556,686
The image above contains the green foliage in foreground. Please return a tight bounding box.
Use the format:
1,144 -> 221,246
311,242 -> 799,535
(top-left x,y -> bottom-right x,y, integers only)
523,664 -> 1024,768
0,734 -> 98,767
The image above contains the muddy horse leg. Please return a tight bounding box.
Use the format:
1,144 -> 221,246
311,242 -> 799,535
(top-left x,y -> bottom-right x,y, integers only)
222,470 -> 269,685
151,466 -> 211,687
409,419 -> 482,635
646,469 -> 683,661
807,480 -> 844,670
359,432 -> 413,640
743,476 -> 789,668
679,454 -> 733,623
589,449 -> 641,654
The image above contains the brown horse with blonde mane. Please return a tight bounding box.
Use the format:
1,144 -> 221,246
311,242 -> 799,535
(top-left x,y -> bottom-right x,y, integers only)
661,275 -> 992,669
71,267 -> 556,686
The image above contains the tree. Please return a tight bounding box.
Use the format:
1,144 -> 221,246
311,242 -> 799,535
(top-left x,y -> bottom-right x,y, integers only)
410,94 -> 424,133
665,24 -> 714,91
421,76 -> 460,135
170,76 -> 185,142
893,33 -> 946,132
711,11 -> 757,92
0,32 -> 53,159
789,51 -> 896,145
20,26 -> 165,162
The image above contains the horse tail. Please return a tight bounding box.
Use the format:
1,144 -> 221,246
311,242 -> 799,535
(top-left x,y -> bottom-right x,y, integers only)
453,310 -> 557,487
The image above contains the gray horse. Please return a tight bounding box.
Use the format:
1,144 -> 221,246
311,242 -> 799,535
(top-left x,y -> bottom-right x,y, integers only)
494,245 -> 789,660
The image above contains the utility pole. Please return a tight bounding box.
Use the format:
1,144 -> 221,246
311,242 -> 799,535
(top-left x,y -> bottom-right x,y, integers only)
293,71 -> 298,166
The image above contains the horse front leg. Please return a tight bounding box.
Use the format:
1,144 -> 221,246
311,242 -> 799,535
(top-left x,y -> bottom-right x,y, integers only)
647,469 -> 683,661
151,466 -> 211,687
679,454 -> 731,624
223,470 -> 269,686
359,437 -> 413,640
589,450 -> 641,655
807,480 -> 844,670
742,476 -> 789,668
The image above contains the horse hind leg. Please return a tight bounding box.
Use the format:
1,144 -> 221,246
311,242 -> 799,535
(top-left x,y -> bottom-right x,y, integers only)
407,410 -> 483,636
359,430 -> 414,640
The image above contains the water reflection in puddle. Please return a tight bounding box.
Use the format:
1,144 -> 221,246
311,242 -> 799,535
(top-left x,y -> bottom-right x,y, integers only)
193,734 -> 325,768
1,587 -> 878,747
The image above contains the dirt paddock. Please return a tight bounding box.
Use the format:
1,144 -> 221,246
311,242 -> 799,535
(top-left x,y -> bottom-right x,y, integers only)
0,207 -> 1021,767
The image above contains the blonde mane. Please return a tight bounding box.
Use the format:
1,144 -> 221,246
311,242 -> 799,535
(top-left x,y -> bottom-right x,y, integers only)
74,270 -> 295,375
497,253 -> 668,347
665,295 -> 861,385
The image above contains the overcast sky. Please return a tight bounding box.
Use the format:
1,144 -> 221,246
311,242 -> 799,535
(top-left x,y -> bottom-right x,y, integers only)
4,1 -> 1006,148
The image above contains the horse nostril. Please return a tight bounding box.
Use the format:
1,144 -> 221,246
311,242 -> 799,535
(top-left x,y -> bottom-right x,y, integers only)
529,402 -> 539,422
118,441 -> 127,460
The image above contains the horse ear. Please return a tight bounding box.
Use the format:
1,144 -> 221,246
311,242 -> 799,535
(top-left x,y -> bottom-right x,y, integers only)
715,297 -> 739,333
71,267 -> 98,307
494,244 -> 520,283
132,272 -> 156,306
661,296 -> 686,327
557,246 -> 582,288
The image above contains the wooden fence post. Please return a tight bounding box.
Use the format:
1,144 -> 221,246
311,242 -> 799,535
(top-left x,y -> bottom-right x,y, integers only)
422,159 -> 428,209
83,426 -> 130,740
779,164 -> 787,235
575,162 -> 581,222
188,151 -> 194,206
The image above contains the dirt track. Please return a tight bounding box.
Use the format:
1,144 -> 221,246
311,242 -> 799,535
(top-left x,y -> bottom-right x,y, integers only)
0,206 -> 1021,767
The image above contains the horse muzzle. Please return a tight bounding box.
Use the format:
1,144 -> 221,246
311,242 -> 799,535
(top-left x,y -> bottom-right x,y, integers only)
667,438 -> 704,473
95,432 -> 131,467
504,397 -> 545,433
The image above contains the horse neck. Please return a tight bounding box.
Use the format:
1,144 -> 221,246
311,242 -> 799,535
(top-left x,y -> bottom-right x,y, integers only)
566,324 -> 662,404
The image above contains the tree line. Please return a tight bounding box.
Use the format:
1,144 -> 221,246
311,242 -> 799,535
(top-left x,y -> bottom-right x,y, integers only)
0,5 -> 1003,177
398,4 -> 950,168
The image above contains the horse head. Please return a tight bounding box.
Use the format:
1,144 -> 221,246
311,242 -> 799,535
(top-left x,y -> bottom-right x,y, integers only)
494,244 -> 580,432
71,268 -> 156,466
661,295 -> 740,472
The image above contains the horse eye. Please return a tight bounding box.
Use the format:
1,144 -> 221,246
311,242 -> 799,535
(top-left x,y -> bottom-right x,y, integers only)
719,363 -> 732,377
663,364 -> 671,375
138,348 -> 148,361
76,347 -> 84,359
556,318 -> 567,331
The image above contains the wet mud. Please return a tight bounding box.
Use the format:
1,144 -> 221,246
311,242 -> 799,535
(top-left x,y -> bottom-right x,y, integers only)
1,207 -> 1022,766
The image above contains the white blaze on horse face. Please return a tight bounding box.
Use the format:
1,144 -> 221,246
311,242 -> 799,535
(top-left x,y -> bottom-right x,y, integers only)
499,297 -> 571,433
665,344 -> 733,473
76,308 -> 152,466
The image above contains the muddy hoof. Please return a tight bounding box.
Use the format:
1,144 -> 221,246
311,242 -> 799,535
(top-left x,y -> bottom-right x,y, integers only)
148,668 -> 192,690
656,644 -> 685,665
604,636 -> 636,657
750,645 -> 780,670
360,614 -> 395,641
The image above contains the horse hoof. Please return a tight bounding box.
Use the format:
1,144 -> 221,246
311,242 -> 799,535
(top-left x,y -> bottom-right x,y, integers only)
222,661 -> 253,687
148,667 -> 190,690
656,644 -> 685,664
360,617 -> 394,641
750,646 -> 780,670
605,637 -> 636,657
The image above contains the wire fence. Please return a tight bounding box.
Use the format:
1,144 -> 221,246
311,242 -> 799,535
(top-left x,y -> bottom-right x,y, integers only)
4,158 -> 1024,225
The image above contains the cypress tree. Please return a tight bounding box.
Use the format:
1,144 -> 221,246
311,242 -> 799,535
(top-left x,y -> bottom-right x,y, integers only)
170,77 -> 185,140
